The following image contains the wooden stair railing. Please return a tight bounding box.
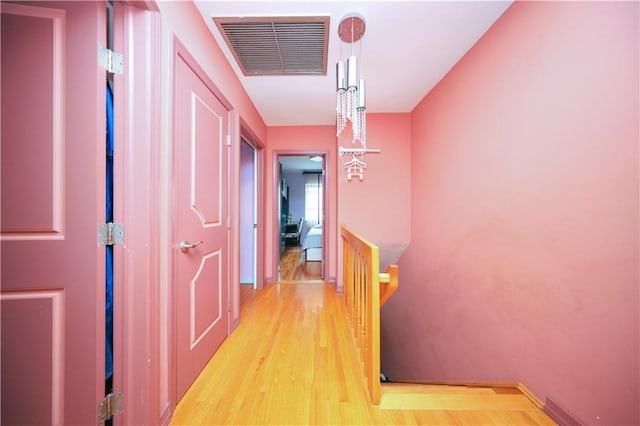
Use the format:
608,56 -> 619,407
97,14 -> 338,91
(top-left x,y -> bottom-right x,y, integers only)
379,264 -> 399,307
341,224 -> 399,405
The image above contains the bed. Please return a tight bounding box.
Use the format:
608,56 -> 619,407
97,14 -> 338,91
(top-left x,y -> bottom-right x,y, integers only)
302,224 -> 323,261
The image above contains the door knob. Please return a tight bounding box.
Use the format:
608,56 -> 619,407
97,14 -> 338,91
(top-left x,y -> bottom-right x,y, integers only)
179,240 -> 203,253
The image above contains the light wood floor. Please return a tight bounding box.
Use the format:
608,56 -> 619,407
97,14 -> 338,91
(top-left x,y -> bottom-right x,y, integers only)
170,283 -> 556,425
279,246 -> 322,281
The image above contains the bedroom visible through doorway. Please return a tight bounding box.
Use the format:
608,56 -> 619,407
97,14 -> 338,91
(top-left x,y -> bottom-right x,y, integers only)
278,154 -> 325,282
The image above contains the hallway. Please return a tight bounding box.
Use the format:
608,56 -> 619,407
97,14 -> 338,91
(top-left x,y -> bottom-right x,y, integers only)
170,283 -> 555,425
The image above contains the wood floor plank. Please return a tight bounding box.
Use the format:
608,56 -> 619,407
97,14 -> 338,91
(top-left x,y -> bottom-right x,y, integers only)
382,382 -> 497,395
279,246 -> 323,281
379,393 -> 538,411
170,283 -> 556,425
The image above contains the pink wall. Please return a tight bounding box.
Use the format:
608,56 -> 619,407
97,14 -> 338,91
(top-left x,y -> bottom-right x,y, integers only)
265,126 -> 337,282
265,115 -> 412,287
382,2 -> 639,425
337,113 -> 412,289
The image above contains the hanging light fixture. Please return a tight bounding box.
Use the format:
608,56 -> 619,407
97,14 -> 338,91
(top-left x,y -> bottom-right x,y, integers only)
336,13 -> 366,144
336,13 -> 380,181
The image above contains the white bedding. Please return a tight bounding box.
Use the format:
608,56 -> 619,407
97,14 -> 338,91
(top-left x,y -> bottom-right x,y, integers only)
302,224 -> 322,250
302,224 -> 323,261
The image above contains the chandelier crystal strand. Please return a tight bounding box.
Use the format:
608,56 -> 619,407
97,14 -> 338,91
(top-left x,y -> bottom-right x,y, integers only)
346,87 -> 354,124
359,107 -> 366,148
336,92 -> 344,136
341,88 -> 347,134
352,92 -> 360,142
357,79 -> 366,147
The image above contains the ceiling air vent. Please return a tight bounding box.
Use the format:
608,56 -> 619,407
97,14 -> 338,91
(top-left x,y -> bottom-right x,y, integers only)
213,16 -> 329,76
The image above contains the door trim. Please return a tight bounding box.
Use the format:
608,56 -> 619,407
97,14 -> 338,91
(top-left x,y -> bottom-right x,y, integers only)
240,120 -> 265,290
111,2 -> 162,424
273,149 -> 330,284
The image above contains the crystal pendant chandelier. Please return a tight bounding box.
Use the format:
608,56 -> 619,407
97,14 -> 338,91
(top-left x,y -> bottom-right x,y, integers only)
336,13 -> 380,181
336,14 -> 366,144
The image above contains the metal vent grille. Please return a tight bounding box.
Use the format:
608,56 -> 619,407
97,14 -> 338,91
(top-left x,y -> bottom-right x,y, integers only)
214,17 -> 329,76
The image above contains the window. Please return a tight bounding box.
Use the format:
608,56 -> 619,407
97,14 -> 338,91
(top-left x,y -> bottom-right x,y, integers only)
304,173 -> 322,224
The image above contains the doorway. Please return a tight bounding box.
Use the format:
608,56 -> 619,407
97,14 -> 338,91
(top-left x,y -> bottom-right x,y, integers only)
240,137 -> 257,288
277,154 -> 326,282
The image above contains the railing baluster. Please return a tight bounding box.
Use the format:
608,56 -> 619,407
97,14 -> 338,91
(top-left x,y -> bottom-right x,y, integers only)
341,224 -> 395,405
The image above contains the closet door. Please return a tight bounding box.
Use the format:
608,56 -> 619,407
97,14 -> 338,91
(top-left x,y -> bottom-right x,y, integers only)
1,2 -> 106,424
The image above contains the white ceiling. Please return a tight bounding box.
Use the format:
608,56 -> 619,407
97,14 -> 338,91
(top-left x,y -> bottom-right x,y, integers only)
194,1 -> 512,127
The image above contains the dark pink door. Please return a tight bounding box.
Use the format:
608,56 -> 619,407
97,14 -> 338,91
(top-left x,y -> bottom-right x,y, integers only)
1,2 -> 106,424
174,47 -> 230,401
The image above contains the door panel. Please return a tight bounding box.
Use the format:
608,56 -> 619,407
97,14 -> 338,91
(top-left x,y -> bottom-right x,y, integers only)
1,292 -> 63,424
0,8 -> 60,235
175,51 -> 229,401
1,2 -> 105,425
